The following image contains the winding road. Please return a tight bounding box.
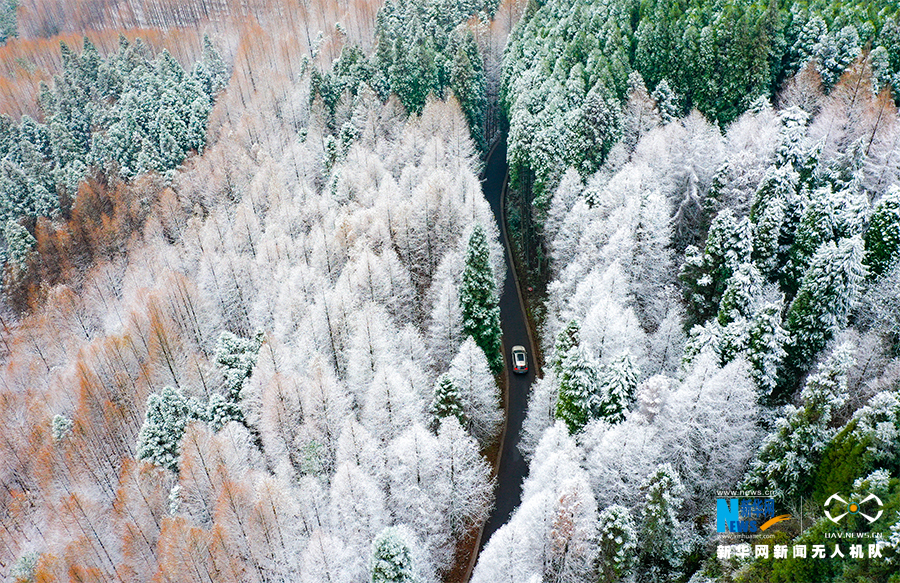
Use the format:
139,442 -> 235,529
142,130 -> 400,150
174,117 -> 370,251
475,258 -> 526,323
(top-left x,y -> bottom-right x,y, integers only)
472,136 -> 536,561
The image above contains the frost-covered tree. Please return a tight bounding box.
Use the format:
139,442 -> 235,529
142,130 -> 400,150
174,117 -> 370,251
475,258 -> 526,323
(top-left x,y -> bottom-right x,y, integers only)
555,345 -> 602,434
547,477 -> 599,583
199,35 -> 229,96
387,423 -> 452,570
544,170 -> 583,247
789,16 -> 827,74
302,531 -> 353,583
636,463 -> 685,582
331,462 -> 387,577
620,72 -> 661,156
301,356 -> 353,474
430,373 -> 466,430
459,225 -> 502,374
136,386 -> 207,472
206,392 -> 243,432
370,526 -> 418,583
596,505 -> 637,582
782,236 -> 866,389
663,355 -> 761,504
743,342 -> 856,498
864,186 -> 900,277
426,250 -> 465,372
437,417 -> 493,538
447,337 -> 501,445
346,304 -> 398,405
520,374 -> 559,460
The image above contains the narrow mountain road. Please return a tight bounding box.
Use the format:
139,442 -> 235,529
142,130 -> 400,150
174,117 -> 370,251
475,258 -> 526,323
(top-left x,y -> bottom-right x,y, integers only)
472,135 -> 536,563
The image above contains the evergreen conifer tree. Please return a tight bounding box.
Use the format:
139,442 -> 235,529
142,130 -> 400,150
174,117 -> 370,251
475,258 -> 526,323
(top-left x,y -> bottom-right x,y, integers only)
596,505 -> 637,582
459,225 -> 502,375
555,345 -> 602,434
0,0 -> 17,45
370,526 -> 417,583
136,386 -> 208,472
782,236 -> 866,390
636,463 -> 685,582
680,209 -> 752,328
1,220 -> 35,271
864,187 -> 900,277
746,300 -> 789,396
51,413 -> 73,442
651,79 -> 679,124
552,320 -> 581,377
597,353 -> 638,424
430,374 -> 466,430
215,329 -> 265,402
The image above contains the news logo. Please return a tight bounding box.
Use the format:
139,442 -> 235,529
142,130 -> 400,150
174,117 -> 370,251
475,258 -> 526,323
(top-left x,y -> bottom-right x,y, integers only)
823,493 -> 883,524
717,498 -> 791,534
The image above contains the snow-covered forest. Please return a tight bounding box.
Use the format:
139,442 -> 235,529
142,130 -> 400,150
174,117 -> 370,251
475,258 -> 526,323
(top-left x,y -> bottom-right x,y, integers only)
474,1 -> 900,582
2,0 -> 900,582
0,0 -> 531,580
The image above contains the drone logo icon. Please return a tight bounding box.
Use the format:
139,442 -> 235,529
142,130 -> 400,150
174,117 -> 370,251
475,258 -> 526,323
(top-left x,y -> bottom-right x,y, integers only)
824,493 -> 883,524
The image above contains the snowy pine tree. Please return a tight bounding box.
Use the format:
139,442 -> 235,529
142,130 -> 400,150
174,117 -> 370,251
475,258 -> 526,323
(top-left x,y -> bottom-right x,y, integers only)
1,219 -> 35,271
552,320 -> 581,377
782,236 -> 866,389
136,386 -> 208,472
215,329 -> 265,402
636,463 -> 685,582
430,374 -> 466,430
680,209 -> 752,328
51,413 -> 73,442
370,526 -> 418,583
555,345 -> 602,434
596,505 -> 637,582
459,225 -> 503,375
651,79 -> 679,124
597,352 -> 639,424
746,300 -> 789,396
864,186 -> 900,277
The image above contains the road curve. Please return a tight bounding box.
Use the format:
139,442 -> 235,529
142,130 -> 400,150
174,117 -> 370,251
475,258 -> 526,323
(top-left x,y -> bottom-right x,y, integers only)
472,135 -> 536,563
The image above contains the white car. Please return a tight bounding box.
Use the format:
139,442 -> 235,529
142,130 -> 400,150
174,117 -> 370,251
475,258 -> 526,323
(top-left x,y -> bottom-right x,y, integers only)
512,345 -> 528,374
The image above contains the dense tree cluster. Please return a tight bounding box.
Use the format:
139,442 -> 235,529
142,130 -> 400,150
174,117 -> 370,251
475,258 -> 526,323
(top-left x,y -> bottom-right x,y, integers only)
502,0 -> 900,207
0,11 -> 507,578
3,0 -> 900,581
496,32 -> 900,581
0,35 -> 224,279
311,0 -> 496,148
0,0 -> 15,45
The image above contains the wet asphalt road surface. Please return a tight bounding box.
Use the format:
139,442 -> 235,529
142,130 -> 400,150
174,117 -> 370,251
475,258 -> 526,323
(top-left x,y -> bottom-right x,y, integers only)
477,136 -> 535,552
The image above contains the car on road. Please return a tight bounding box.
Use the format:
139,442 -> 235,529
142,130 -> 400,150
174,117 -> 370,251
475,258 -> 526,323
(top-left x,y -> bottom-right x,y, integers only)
511,345 -> 528,374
